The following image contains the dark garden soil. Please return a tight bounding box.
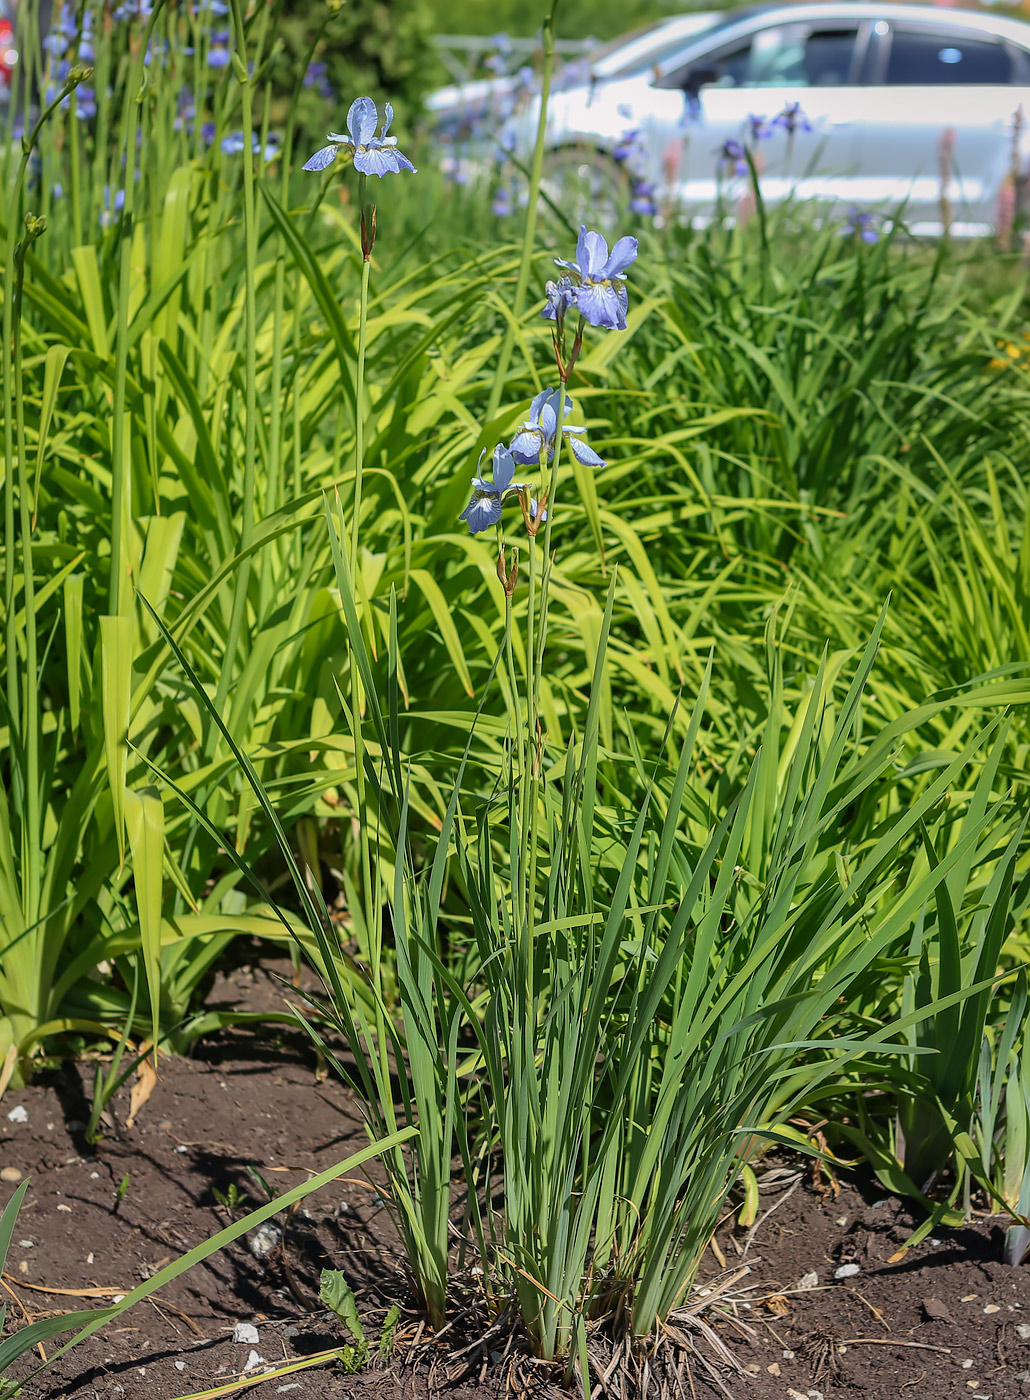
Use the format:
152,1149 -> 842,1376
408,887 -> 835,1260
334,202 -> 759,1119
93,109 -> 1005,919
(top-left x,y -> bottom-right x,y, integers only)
3,952 -> 1030,1400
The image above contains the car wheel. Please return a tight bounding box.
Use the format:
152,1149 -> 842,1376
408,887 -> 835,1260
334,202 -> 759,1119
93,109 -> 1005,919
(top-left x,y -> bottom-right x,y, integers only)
540,147 -> 629,230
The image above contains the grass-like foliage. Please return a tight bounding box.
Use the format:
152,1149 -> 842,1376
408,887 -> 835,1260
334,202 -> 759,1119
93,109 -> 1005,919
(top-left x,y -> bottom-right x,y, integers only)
3,0 -> 1030,1383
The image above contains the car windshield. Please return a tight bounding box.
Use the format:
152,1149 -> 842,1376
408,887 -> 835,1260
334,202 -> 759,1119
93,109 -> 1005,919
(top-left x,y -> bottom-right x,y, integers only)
589,13 -> 731,80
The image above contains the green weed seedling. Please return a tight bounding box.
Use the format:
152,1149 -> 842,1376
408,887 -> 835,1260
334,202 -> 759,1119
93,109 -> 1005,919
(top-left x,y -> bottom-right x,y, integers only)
320,1269 -> 368,1373
113,1173 -> 131,1213
211,1182 -> 247,1220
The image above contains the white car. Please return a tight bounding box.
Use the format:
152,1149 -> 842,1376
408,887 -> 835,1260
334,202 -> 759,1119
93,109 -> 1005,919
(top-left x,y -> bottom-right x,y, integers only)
512,3 -> 1030,234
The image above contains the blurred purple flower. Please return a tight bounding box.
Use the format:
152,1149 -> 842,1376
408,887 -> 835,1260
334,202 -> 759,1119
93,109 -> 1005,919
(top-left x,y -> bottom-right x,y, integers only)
303,60 -> 334,100
717,139 -> 748,175
747,113 -> 770,142
774,101 -> 811,135
207,30 -> 230,68
222,130 -> 280,161
613,127 -> 643,164
630,179 -> 657,217
843,207 -> 879,243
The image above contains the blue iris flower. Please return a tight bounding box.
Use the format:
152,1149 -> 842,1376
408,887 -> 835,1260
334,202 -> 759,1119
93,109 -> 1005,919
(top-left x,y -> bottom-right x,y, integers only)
551,225 -> 638,332
844,207 -> 879,243
302,97 -> 416,177
459,446 -> 533,535
510,389 -> 605,469
222,130 -> 280,161
747,113 -> 770,142
717,139 -> 748,175
774,101 -> 812,135
541,274 -> 575,321
630,179 -> 657,217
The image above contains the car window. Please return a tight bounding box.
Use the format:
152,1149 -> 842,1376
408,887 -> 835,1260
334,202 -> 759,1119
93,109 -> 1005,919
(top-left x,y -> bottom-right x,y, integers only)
885,28 -> 1013,84
665,23 -> 859,89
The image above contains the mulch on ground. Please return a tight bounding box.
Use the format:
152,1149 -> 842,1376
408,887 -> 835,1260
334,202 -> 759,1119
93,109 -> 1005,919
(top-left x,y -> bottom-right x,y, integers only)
2,953 -> 1029,1400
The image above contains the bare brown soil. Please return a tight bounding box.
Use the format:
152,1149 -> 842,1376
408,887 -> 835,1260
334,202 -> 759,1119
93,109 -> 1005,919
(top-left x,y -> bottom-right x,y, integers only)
2,953 -> 1030,1400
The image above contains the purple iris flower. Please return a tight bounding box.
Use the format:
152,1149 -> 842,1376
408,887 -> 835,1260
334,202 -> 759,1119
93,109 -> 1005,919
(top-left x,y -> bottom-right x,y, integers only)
774,101 -> 811,135
100,186 -> 126,228
551,225 -> 638,332
717,139 -> 748,175
630,180 -> 657,217
207,31 -> 230,68
222,130 -> 280,161
302,97 -> 416,177
492,186 -> 513,217
613,128 -> 643,164
485,52 -> 507,75
541,275 -> 575,321
844,207 -> 879,243
459,446 -> 531,534
73,85 -> 97,120
510,389 -> 605,469
201,121 -> 216,144
303,60 -> 334,100
747,114 -> 770,142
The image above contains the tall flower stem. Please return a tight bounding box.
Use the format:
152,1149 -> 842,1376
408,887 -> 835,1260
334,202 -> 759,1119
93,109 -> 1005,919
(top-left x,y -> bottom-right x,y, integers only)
351,173 -> 374,962
486,0 -> 560,422
108,1 -> 166,615
215,0 -> 259,719
351,174 -> 371,580
524,379 -> 568,945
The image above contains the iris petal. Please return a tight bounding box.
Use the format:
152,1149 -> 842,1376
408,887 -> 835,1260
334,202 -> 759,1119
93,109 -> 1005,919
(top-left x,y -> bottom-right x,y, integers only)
577,226 -> 609,278
302,145 -> 338,172
459,494 -> 503,534
576,282 -> 626,330
569,435 -> 604,468
347,96 -> 378,147
354,145 -> 416,176
601,235 -> 638,278
510,429 -> 543,463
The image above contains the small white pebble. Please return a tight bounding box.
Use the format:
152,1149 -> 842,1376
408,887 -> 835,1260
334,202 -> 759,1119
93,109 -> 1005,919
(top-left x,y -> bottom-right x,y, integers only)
984,1304 -> 1000,1314
276,1387 -> 302,1396
18,1239 -> 33,1249
174,1361 -> 186,1372
174,1145 -> 188,1154
46,1122 -> 53,1131
929,1237 -> 942,1246
247,1222 -> 281,1260
86,1252 -> 93,1264
112,1294 -> 125,1304
57,1204 -> 71,1213
783,1348 -> 795,1359
6,1106 -> 28,1124
835,1215 -> 848,1227
1017,1323 -> 1030,1340
834,1263 -> 860,1279
233,1322 -> 260,1346
961,1359 -> 975,1369
838,1346 -> 847,1354
242,1350 -> 267,1373
90,1171 -> 99,1180
797,1271 -> 819,1290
